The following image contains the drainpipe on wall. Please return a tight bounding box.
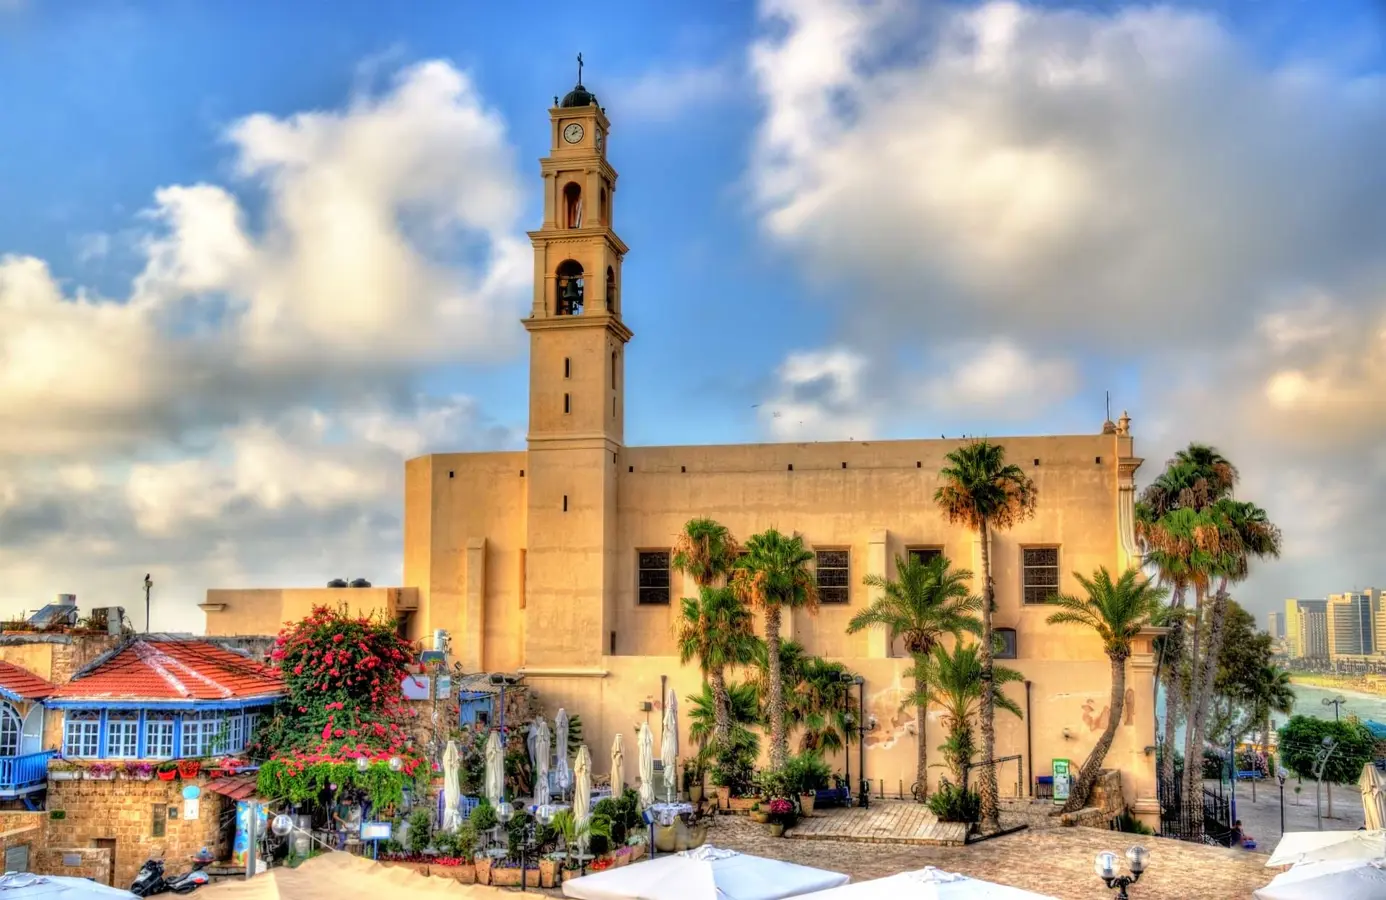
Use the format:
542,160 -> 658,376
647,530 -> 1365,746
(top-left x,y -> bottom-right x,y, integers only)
1025,680 -> 1033,798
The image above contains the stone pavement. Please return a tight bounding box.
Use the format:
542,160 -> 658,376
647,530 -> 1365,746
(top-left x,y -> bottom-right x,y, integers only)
788,800 -> 968,846
1208,776 -> 1365,855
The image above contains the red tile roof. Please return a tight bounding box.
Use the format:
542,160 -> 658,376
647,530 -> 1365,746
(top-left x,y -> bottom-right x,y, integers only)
204,772 -> 260,801
49,640 -> 283,703
0,660 -> 54,700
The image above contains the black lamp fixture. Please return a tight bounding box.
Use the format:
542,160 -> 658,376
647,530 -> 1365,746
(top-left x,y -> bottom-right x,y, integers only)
1095,845 -> 1149,899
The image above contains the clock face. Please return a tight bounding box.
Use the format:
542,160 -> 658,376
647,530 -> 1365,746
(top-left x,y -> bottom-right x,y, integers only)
563,123 -> 585,144
596,130 -> 605,152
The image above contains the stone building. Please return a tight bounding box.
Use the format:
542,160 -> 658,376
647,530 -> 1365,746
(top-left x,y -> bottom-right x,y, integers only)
205,73 -> 1161,823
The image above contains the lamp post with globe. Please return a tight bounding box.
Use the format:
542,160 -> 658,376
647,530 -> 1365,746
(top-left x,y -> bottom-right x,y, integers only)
1095,845 -> 1149,899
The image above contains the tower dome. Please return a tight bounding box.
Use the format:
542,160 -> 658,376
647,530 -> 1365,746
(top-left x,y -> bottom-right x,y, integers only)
560,83 -> 597,108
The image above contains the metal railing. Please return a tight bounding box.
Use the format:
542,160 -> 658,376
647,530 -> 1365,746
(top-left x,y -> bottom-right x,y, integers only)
963,755 -> 1025,798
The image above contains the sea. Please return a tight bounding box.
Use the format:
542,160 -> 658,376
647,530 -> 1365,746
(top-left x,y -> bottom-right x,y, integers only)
1161,681 -> 1386,748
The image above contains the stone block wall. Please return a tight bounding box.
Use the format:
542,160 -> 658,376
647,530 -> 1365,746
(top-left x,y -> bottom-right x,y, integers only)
46,777 -> 226,887
36,847 -> 111,883
0,811 -> 44,871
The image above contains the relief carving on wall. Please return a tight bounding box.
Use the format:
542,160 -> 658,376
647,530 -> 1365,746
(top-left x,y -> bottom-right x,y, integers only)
1079,689 -> 1136,732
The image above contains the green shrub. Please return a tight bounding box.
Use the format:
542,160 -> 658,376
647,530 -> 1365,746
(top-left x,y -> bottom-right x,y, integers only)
926,779 -> 981,824
783,752 -> 831,794
406,808 -> 433,854
1114,810 -> 1154,835
470,798 -> 498,832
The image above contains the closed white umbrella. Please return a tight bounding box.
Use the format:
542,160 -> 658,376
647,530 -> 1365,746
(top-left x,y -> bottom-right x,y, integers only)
442,740 -> 461,830
484,729 -> 504,806
534,717 -> 552,806
1362,764 -> 1386,831
574,744 -> 593,852
1255,858 -> 1386,900
556,708 -> 572,798
611,733 -> 625,794
662,689 -> 679,802
638,721 -> 655,809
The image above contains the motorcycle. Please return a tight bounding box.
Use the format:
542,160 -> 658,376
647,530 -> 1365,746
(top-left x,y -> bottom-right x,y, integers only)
130,857 -> 211,896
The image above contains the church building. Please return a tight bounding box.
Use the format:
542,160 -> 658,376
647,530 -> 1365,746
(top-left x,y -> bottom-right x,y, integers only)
205,71 -> 1160,823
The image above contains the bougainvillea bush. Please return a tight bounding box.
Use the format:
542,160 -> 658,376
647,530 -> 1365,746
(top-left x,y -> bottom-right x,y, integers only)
254,606 -> 427,810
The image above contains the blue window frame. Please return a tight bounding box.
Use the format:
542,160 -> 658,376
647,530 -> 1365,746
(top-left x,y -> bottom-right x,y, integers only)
57,702 -> 274,759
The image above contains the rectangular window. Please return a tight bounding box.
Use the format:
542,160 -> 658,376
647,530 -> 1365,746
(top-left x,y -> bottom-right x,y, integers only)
62,711 -> 99,758
243,713 -> 259,751
107,711 -> 140,758
564,357 -> 571,379
816,549 -> 850,605
181,712 -> 222,757
145,713 -> 174,758
637,551 -> 671,605
227,714 -> 245,752
995,628 -> 1018,659
563,393 -> 571,414
906,547 -> 943,567
152,804 -> 167,838
1022,547 -> 1061,604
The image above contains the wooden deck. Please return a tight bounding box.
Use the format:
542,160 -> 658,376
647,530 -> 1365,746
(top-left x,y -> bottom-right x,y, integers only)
787,800 -> 969,847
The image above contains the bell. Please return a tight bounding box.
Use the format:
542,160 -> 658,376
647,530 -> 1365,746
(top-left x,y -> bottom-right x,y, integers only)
561,279 -> 581,303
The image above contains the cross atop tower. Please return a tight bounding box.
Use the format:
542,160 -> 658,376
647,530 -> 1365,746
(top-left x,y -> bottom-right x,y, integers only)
577,52 -> 584,84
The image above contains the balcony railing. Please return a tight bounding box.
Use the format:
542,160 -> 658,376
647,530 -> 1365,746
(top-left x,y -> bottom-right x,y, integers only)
0,751 -> 58,796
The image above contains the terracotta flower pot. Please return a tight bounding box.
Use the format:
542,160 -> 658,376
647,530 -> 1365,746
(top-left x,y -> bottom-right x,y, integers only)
769,823 -> 785,838
751,811 -> 769,824
176,760 -> 201,779
539,858 -> 559,888
156,769 -> 178,781
799,793 -> 816,815
689,785 -> 704,804
474,857 -> 492,885
714,785 -> 729,808
449,863 -> 475,884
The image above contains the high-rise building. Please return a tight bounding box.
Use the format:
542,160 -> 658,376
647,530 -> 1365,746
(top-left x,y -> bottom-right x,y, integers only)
1267,611 -> 1283,640
1285,598 -> 1329,659
1328,591 -> 1375,657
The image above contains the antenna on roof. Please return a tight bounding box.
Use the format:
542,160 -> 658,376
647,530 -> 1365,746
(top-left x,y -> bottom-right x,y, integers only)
1105,390 -> 1111,422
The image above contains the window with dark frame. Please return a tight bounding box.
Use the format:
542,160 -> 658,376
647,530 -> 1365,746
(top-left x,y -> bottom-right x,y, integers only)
637,550 -> 672,605
151,804 -> 167,838
1022,547 -> 1060,604
996,628 -> 1018,659
906,547 -> 943,567
815,549 -> 850,604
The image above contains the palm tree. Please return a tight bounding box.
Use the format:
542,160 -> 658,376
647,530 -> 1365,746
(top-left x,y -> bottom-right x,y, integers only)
848,554 -> 981,799
784,655 -> 859,755
1250,665 -> 1295,762
673,585 -> 761,747
732,529 -> 818,769
671,519 -> 743,744
934,440 -> 1036,830
916,642 -> 1024,785
687,680 -> 762,762
1046,566 -> 1169,812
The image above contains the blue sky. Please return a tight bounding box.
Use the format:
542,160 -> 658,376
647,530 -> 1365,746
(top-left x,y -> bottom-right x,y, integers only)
1,0 -> 1383,628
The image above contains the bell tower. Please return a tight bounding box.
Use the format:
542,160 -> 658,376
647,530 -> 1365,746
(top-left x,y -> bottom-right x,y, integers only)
522,58 -> 628,670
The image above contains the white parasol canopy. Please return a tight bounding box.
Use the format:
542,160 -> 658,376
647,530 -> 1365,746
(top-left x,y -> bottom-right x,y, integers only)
574,744 -> 593,852
795,867 -> 1058,899
1266,830 -> 1386,868
534,717 -> 552,806
662,689 -> 679,802
484,729 -> 504,806
638,721 -> 655,809
561,845 -> 848,900
442,740 -> 462,830
0,873 -> 137,899
611,732 -> 625,793
1362,764 -> 1386,831
1255,858 -> 1386,900
556,708 -> 572,797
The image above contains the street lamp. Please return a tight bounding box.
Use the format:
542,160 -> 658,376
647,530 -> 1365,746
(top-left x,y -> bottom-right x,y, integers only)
852,675 -> 868,808
839,672 -> 856,802
143,573 -> 153,633
1313,737 -> 1338,830
1322,696 -> 1347,721
1095,845 -> 1149,899
1276,767 -> 1288,836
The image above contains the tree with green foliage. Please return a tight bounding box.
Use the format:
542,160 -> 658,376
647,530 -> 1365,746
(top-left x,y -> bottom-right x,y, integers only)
849,553 -> 980,800
672,519 -> 747,746
687,680 -> 761,761
732,528 -> 819,769
1277,716 -> 1376,818
934,440 -> 1037,830
916,642 -> 1024,786
1047,566 -> 1168,812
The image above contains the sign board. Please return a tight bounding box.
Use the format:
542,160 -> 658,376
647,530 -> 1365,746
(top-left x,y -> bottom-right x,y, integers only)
1052,759 -> 1071,805
401,675 -> 431,701
436,674 -> 452,700
361,821 -> 392,842
184,797 -> 200,820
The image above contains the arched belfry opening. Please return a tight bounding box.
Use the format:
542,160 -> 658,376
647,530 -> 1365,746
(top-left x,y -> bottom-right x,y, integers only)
556,260 -> 585,315
563,182 -> 583,229
605,266 -> 617,312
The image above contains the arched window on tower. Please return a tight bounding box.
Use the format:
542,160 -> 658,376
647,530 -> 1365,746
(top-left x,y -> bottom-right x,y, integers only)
599,186 -> 608,225
556,260 -> 585,315
563,182 -> 583,228
605,266 -> 617,312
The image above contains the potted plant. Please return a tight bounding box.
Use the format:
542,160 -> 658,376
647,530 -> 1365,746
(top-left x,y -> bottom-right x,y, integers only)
613,845 -> 632,867
156,761 -> 179,781
176,758 -> 201,779
474,855 -> 493,885
786,752 -> 830,815
433,823 -> 477,883
766,798 -> 795,837
539,853 -> 563,888
750,802 -> 769,824
49,759 -> 81,782
683,758 -> 706,804
86,762 -> 117,781
123,761 -> 155,781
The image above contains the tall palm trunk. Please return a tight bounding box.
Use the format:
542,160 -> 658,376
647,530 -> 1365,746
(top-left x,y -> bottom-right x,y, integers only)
766,605 -> 786,770
1180,585 -> 1207,805
1064,652 -> 1128,812
1159,616 -> 1183,791
977,521 -> 999,831
710,665 -> 731,746
1186,582 -> 1231,815
914,666 -> 928,801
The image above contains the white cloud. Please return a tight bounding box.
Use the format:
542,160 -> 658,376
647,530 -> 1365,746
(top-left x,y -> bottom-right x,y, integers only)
748,0 -> 1386,611
760,347 -> 876,441
0,60 -> 529,629
604,63 -> 738,124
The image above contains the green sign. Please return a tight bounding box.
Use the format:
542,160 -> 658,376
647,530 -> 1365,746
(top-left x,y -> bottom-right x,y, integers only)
1052,759 -> 1071,805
